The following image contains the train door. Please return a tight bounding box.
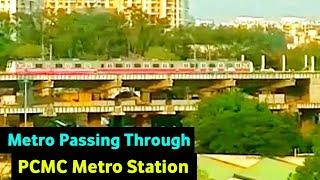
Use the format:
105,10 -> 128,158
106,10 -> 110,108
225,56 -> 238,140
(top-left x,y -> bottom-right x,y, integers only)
144,63 -> 151,69
243,62 -> 254,73
125,63 -> 131,69
200,63 -> 207,72
218,62 -> 225,72
65,62 -> 72,69
6,61 -> 16,73
226,62 -> 235,73
235,62 -> 241,72
84,63 -> 91,69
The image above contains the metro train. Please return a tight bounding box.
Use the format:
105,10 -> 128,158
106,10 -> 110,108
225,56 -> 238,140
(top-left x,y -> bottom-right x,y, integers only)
5,59 -> 254,75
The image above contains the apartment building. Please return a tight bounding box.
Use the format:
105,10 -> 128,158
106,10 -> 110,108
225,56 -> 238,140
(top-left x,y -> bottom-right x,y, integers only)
0,0 -> 16,14
17,0 -> 43,14
0,0 -> 43,14
44,0 -> 189,27
0,0 -> 189,27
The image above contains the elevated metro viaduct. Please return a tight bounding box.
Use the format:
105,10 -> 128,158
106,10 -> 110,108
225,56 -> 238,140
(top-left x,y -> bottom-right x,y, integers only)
0,55 -> 319,127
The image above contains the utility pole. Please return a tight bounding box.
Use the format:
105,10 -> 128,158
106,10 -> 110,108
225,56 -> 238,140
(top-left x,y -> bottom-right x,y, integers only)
24,79 -> 28,127
50,43 -> 53,61
40,9 -> 45,60
208,45 -> 211,60
41,22 -> 45,59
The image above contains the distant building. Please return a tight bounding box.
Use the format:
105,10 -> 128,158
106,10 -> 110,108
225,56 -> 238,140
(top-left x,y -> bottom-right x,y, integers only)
0,0 -> 43,14
281,16 -> 307,24
44,0 -> 190,27
0,0 -> 190,27
0,0 -> 16,14
235,16 -> 265,28
17,0 -> 43,14
194,19 -> 214,27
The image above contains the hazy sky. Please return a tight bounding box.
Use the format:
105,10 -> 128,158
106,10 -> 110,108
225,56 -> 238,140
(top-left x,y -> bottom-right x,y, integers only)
190,0 -> 320,23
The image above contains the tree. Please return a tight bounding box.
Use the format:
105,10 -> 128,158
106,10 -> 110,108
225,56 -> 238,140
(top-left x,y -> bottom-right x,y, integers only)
163,28 -> 193,60
292,126 -> 320,180
124,6 -> 167,56
0,154 -> 11,180
184,91 -> 302,156
49,11 -> 127,58
15,13 -> 42,44
144,46 -> 179,60
10,44 -> 42,58
286,43 -> 320,70
0,12 -> 16,69
198,168 -> 214,180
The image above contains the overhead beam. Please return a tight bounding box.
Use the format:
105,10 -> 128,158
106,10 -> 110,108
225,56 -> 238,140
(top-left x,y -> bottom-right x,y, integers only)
143,78 -> 173,92
87,78 -> 122,93
260,79 -> 296,91
199,79 -> 236,92
33,80 -> 54,91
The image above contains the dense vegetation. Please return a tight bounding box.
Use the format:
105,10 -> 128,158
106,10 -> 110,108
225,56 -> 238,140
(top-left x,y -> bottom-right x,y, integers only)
184,91 -> 305,156
291,126 -> 320,180
198,168 -> 214,180
1,10 -> 318,70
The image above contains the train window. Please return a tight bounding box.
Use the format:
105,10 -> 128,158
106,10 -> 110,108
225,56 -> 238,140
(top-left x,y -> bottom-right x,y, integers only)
183,63 -> 189,68
125,64 -> 131,68
190,63 -> 195,68
134,63 -> 141,68
235,63 -> 241,68
201,63 -> 206,68
35,64 -> 43,68
107,64 -> 113,68
75,64 -> 81,68
170,64 -> 174,68
162,63 -> 168,68
218,63 -> 224,68
56,64 -> 63,68
153,64 -> 160,68
101,64 -> 105,68
144,64 -> 150,68
115,64 -> 123,68
209,63 -> 216,68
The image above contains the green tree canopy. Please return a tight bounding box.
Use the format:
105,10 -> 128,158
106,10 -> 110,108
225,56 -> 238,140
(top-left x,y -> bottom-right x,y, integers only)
124,8 -> 167,57
285,43 -> 320,70
292,126 -> 320,180
49,12 -> 127,58
184,91 -> 302,156
10,44 -> 42,58
198,168 -> 214,180
144,46 -> 179,60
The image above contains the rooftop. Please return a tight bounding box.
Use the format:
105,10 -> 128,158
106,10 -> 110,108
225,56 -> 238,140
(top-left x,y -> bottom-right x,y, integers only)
198,154 -> 307,180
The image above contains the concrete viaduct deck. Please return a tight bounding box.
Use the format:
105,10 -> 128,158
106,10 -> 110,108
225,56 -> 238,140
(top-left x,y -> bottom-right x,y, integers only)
0,72 -> 320,81
0,102 -> 318,116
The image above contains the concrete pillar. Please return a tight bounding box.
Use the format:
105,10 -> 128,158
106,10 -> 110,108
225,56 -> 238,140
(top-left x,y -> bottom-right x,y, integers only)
241,54 -> 245,62
261,55 -> 266,71
282,55 -> 286,72
309,79 -> 320,103
304,55 -> 308,69
141,90 -> 151,103
311,56 -> 316,72
136,115 -> 152,127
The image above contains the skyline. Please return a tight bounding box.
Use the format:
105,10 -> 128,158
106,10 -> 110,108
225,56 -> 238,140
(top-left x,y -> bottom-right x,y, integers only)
189,0 -> 320,23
